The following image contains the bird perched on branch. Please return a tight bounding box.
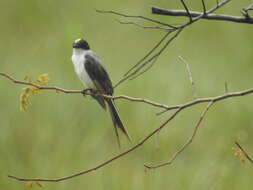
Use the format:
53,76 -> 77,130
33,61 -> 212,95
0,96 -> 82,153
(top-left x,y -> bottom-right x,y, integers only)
71,38 -> 131,146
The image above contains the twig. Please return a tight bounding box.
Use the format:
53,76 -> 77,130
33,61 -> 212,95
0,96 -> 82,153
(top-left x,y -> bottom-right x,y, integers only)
145,101 -> 213,169
180,0 -> 192,22
108,0 -> 231,88
125,29 -> 182,80
201,0 -> 207,14
8,108 -> 183,182
115,19 -> 169,31
122,32 -> 171,77
242,3 -> 253,18
96,9 -> 176,29
2,72 -> 253,181
2,72 -> 253,117
152,5 -> 253,24
224,82 -> 228,93
0,72 -> 171,110
115,29 -> 182,88
178,56 -> 197,99
235,142 -> 253,164
157,87 -> 253,115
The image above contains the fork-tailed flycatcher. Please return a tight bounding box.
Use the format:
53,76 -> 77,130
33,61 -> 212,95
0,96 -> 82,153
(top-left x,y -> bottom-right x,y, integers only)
71,38 -> 131,145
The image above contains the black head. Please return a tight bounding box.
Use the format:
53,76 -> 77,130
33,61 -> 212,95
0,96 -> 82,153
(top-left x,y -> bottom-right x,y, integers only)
72,38 -> 90,50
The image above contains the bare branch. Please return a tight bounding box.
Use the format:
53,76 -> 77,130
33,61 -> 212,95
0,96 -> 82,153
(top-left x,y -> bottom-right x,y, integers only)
224,82 -> 228,93
2,72 -> 253,117
8,108 -> 183,182
0,72 -> 172,110
178,56 -> 197,99
157,87 -> 253,115
122,32 -> 170,77
2,72 -> 253,181
201,0 -> 207,14
235,142 -> 253,164
115,29 -> 182,88
113,0 -> 231,87
145,101 -> 213,169
115,19 -> 169,31
152,5 -> 253,24
180,0 -> 192,22
242,3 -> 253,18
96,9 -> 176,29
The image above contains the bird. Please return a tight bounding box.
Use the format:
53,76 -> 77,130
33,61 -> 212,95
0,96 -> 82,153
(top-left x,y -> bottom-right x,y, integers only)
71,38 -> 131,146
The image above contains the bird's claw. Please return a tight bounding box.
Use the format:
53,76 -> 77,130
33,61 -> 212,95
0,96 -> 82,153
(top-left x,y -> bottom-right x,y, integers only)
82,88 -> 92,96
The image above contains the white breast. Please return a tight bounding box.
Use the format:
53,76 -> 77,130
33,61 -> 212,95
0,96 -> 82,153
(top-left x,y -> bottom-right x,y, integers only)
71,49 -> 96,89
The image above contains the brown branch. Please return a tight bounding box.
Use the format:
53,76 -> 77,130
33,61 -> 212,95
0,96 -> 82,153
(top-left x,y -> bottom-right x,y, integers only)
152,3 -> 253,24
8,108 -> 183,182
235,142 -> 253,164
2,72 -> 253,181
145,101 -> 213,169
2,71 -> 253,117
100,0 -> 231,88
178,56 -> 197,99
96,9 -> 176,29
115,19 -> 169,31
158,87 -> 253,115
0,72 -> 170,110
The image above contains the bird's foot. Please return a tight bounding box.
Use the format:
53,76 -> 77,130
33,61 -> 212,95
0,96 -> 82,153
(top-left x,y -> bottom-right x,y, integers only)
82,88 -> 92,96
90,89 -> 100,96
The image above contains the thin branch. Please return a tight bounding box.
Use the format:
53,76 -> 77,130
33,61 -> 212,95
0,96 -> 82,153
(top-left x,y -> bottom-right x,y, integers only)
126,29 -> 182,79
113,0 -> 231,87
178,56 -> 197,99
115,19 -> 169,31
2,72 -> 253,117
122,31 -> 170,77
235,142 -> 253,164
180,0 -> 192,22
145,101 -> 213,169
8,108 -> 183,182
96,9 -> 176,29
158,87 -> 253,115
201,0 -> 207,14
115,29 -> 182,88
224,82 -> 228,93
2,72 -> 253,181
0,72 -> 82,94
242,3 -> 253,18
152,5 -> 253,24
0,72 -> 171,110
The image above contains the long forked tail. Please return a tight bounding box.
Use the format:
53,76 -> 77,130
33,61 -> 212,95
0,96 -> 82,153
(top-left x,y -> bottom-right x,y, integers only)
107,99 -> 131,144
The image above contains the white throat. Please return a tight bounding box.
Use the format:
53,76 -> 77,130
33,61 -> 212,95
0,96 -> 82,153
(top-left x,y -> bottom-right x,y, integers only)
71,48 -> 96,89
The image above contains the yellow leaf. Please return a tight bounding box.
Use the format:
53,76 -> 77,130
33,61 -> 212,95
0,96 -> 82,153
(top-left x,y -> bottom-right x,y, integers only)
25,181 -> 33,188
36,73 -> 50,85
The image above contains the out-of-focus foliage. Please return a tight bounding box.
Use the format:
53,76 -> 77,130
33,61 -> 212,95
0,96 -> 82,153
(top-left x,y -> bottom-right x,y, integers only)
0,0 -> 253,189
20,73 -> 49,111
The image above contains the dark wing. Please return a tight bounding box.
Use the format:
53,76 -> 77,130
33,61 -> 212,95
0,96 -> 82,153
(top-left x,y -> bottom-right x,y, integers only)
84,53 -> 113,95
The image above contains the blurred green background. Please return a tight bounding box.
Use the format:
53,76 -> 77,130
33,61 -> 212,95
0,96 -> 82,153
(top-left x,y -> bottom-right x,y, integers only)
0,0 -> 253,189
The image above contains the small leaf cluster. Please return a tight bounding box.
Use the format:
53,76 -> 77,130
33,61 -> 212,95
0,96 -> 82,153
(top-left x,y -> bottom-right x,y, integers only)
20,74 -> 50,111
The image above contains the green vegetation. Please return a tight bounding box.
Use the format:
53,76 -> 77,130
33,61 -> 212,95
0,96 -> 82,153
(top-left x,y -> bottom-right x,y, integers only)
0,0 -> 253,189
